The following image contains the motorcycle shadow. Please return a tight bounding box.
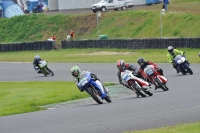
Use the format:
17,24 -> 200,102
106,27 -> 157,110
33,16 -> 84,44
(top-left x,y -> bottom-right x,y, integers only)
122,95 -> 152,100
33,75 -> 52,78
166,74 -> 191,77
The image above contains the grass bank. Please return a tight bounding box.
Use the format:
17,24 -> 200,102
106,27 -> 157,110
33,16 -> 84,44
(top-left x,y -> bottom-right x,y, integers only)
0,1 -> 200,43
0,81 -> 114,116
0,48 -> 199,63
125,122 -> 200,133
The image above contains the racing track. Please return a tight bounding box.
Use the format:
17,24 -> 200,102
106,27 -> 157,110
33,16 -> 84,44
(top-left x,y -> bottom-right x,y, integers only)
0,63 -> 200,133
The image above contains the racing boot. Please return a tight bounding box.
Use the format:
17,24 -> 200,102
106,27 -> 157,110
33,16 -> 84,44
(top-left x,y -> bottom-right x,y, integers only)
155,86 -> 158,90
175,68 -> 179,74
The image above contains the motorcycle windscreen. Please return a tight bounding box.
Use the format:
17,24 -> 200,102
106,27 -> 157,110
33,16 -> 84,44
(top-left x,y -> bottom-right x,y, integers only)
4,4 -> 25,18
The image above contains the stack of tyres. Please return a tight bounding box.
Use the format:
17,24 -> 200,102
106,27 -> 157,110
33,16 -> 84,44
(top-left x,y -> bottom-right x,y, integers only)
30,42 -> 34,50
46,41 -> 52,50
6,44 -> 10,52
10,44 -> 14,51
0,44 -> 2,52
61,40 -> 66,49
33,42 -> 39,50
42,41 -> 46,50
14,43 -> 19,51
38,41 -> 42,50
21,43 -> 27,51
2,44 -> 6,52
18,43 -> 23,51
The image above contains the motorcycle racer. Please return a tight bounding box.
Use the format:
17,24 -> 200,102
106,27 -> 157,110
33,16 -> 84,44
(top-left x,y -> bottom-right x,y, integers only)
33,55 -> 43,73
70,66 -> 108,93
117,60 -> 142,86
167,46 -> 185,73
137,57 -> 164,90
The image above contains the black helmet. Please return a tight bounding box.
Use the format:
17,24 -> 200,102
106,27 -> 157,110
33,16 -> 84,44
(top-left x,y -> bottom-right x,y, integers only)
138,57 -> 145,66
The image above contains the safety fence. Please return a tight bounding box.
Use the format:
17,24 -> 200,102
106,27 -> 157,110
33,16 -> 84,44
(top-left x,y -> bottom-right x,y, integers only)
1,38 -> 200,52
0,41 -> 53,52
61,38 -> 200,49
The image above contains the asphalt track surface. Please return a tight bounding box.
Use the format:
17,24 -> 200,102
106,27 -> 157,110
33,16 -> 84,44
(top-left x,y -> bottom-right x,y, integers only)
0,63 -> 200,133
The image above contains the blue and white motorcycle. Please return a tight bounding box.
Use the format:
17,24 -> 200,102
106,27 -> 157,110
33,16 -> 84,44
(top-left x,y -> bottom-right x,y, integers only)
174,55 -> 193,75
77,71 -> 111,104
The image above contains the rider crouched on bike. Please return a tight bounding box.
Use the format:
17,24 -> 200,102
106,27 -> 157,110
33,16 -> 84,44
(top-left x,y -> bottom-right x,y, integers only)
70,66 -> 108,93
137,57 -> 164,90
167,46 -> 185,74
117,60 -> 141,85
33,55 -> 43,73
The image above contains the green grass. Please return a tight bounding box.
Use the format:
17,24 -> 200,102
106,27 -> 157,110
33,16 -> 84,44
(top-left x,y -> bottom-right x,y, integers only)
0,81 -> 114,116
125,122 -> 200,133
0,1 -> 200,44
0,48 -> 199,63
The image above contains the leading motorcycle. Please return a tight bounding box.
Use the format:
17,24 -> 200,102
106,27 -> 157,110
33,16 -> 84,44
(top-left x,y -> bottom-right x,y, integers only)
174,55 -> 193,75
77,71 -> 111,104
144,65 -> 168,91
121,70 -> 153,97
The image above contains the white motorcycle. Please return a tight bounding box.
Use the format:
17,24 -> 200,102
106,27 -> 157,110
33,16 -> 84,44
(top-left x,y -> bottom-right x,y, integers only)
121,70 -> 153,97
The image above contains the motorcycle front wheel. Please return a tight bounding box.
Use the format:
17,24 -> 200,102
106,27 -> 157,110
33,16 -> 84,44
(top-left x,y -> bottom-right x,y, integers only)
154,78 -> 168,91
184,65 -> 193,75
104,94 -> 112,103
131,83 -> 146,97
87,87 -> 103,104
46,67 -> 54,76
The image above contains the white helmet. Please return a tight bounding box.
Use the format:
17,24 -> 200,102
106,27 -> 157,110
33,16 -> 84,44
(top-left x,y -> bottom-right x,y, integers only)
167,46 -> 174,53
35,55 -> 40,60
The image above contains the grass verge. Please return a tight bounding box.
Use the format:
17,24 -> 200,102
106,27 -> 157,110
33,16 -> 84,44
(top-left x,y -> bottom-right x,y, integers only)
124,122 -> 200,133
0,1 -> 200,43
0,81 -> 114,116
0,48 -> 199,63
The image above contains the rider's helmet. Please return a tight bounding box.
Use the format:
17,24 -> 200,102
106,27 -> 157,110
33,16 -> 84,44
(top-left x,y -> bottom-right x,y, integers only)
137,57 -> 145,67
167,46 -> 174,54
35,55 -> 40,60
71,66 -> 81,79
117,60 -> 126,71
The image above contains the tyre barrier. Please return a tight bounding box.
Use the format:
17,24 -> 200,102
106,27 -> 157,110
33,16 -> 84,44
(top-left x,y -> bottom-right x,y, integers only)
61,38 -> 200,49
0,41 -> 53,52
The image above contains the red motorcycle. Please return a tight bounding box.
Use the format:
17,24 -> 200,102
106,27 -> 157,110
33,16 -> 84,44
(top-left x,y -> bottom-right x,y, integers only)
144,65 -> 169,91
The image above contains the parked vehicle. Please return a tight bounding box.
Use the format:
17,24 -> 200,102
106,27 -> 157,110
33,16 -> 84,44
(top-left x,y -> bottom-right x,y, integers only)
91,0 -> 134,13
121,70 -> 153,97
38,60 -> 54,76
77,71 -> 111,104
144,65 -> 168,91
174,55 -> 193,75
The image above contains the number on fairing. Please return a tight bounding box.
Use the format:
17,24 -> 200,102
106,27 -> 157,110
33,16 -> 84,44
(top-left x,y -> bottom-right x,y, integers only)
80,78 -> 87,86
123,74 -> 130,82
41,62 -> 47,67
146,69 -> 153,76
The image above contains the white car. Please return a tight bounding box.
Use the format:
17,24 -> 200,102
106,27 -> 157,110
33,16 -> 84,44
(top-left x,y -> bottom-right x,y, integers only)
91,0 -> 134,13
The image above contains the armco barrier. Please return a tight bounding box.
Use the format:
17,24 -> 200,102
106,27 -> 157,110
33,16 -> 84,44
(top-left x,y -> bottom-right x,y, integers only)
0,41 -> 53,52
62,38 -> 200,49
